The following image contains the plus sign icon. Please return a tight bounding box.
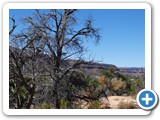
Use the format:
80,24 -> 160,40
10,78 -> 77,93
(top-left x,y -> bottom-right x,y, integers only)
137,89 -> 158,110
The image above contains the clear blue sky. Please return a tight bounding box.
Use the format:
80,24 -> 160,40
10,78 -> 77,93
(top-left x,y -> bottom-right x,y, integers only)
10,9 -> 145,67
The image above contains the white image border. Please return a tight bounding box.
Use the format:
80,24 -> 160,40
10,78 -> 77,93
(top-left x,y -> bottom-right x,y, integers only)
3,2 -> 151,115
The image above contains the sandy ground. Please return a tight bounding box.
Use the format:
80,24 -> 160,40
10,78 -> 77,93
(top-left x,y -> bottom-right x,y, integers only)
76,96 -> 138,109
101,96 -> 137,109
107,96 -> 137,109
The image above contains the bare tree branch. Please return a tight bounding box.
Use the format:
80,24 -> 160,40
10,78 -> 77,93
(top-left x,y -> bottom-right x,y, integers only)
9,17 -> 17,35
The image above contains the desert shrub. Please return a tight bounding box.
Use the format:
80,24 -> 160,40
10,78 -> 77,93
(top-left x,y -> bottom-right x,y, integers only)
60,99 -> 70,109
98,75 -> 106,85
88,100 -> 102,109
100,68 -> 116,79
111,78 -> 126,93
69,71 -> 88,92
129,79 -> 144,95
37,103 -> 51,109
9,76 -> 32,108
100,68 -> 130,95
118,101 -> 137,109
87,77 -> 99,87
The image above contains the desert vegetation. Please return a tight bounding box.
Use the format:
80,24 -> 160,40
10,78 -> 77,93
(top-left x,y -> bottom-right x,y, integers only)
9,9 -> 144,109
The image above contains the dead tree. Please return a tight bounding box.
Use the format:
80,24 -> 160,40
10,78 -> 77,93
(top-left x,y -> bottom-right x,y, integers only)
9,17 -> 44,108
10,9 -> 101,108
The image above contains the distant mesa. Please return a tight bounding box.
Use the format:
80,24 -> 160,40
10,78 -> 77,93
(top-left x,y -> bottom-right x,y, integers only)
9,46 -> 145,77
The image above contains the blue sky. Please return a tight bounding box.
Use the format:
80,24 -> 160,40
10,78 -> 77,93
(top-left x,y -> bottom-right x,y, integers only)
10,9 -> 145,67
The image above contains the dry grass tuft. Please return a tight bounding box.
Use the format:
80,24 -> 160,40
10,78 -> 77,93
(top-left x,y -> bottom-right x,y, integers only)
118,101 -> 138,109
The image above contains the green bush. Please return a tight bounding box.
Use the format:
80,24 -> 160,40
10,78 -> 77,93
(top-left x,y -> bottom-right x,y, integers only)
88,100 -> 101,109
129,79 -> 144,95
37,103 -> 51,109
60,99 -> 70,109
